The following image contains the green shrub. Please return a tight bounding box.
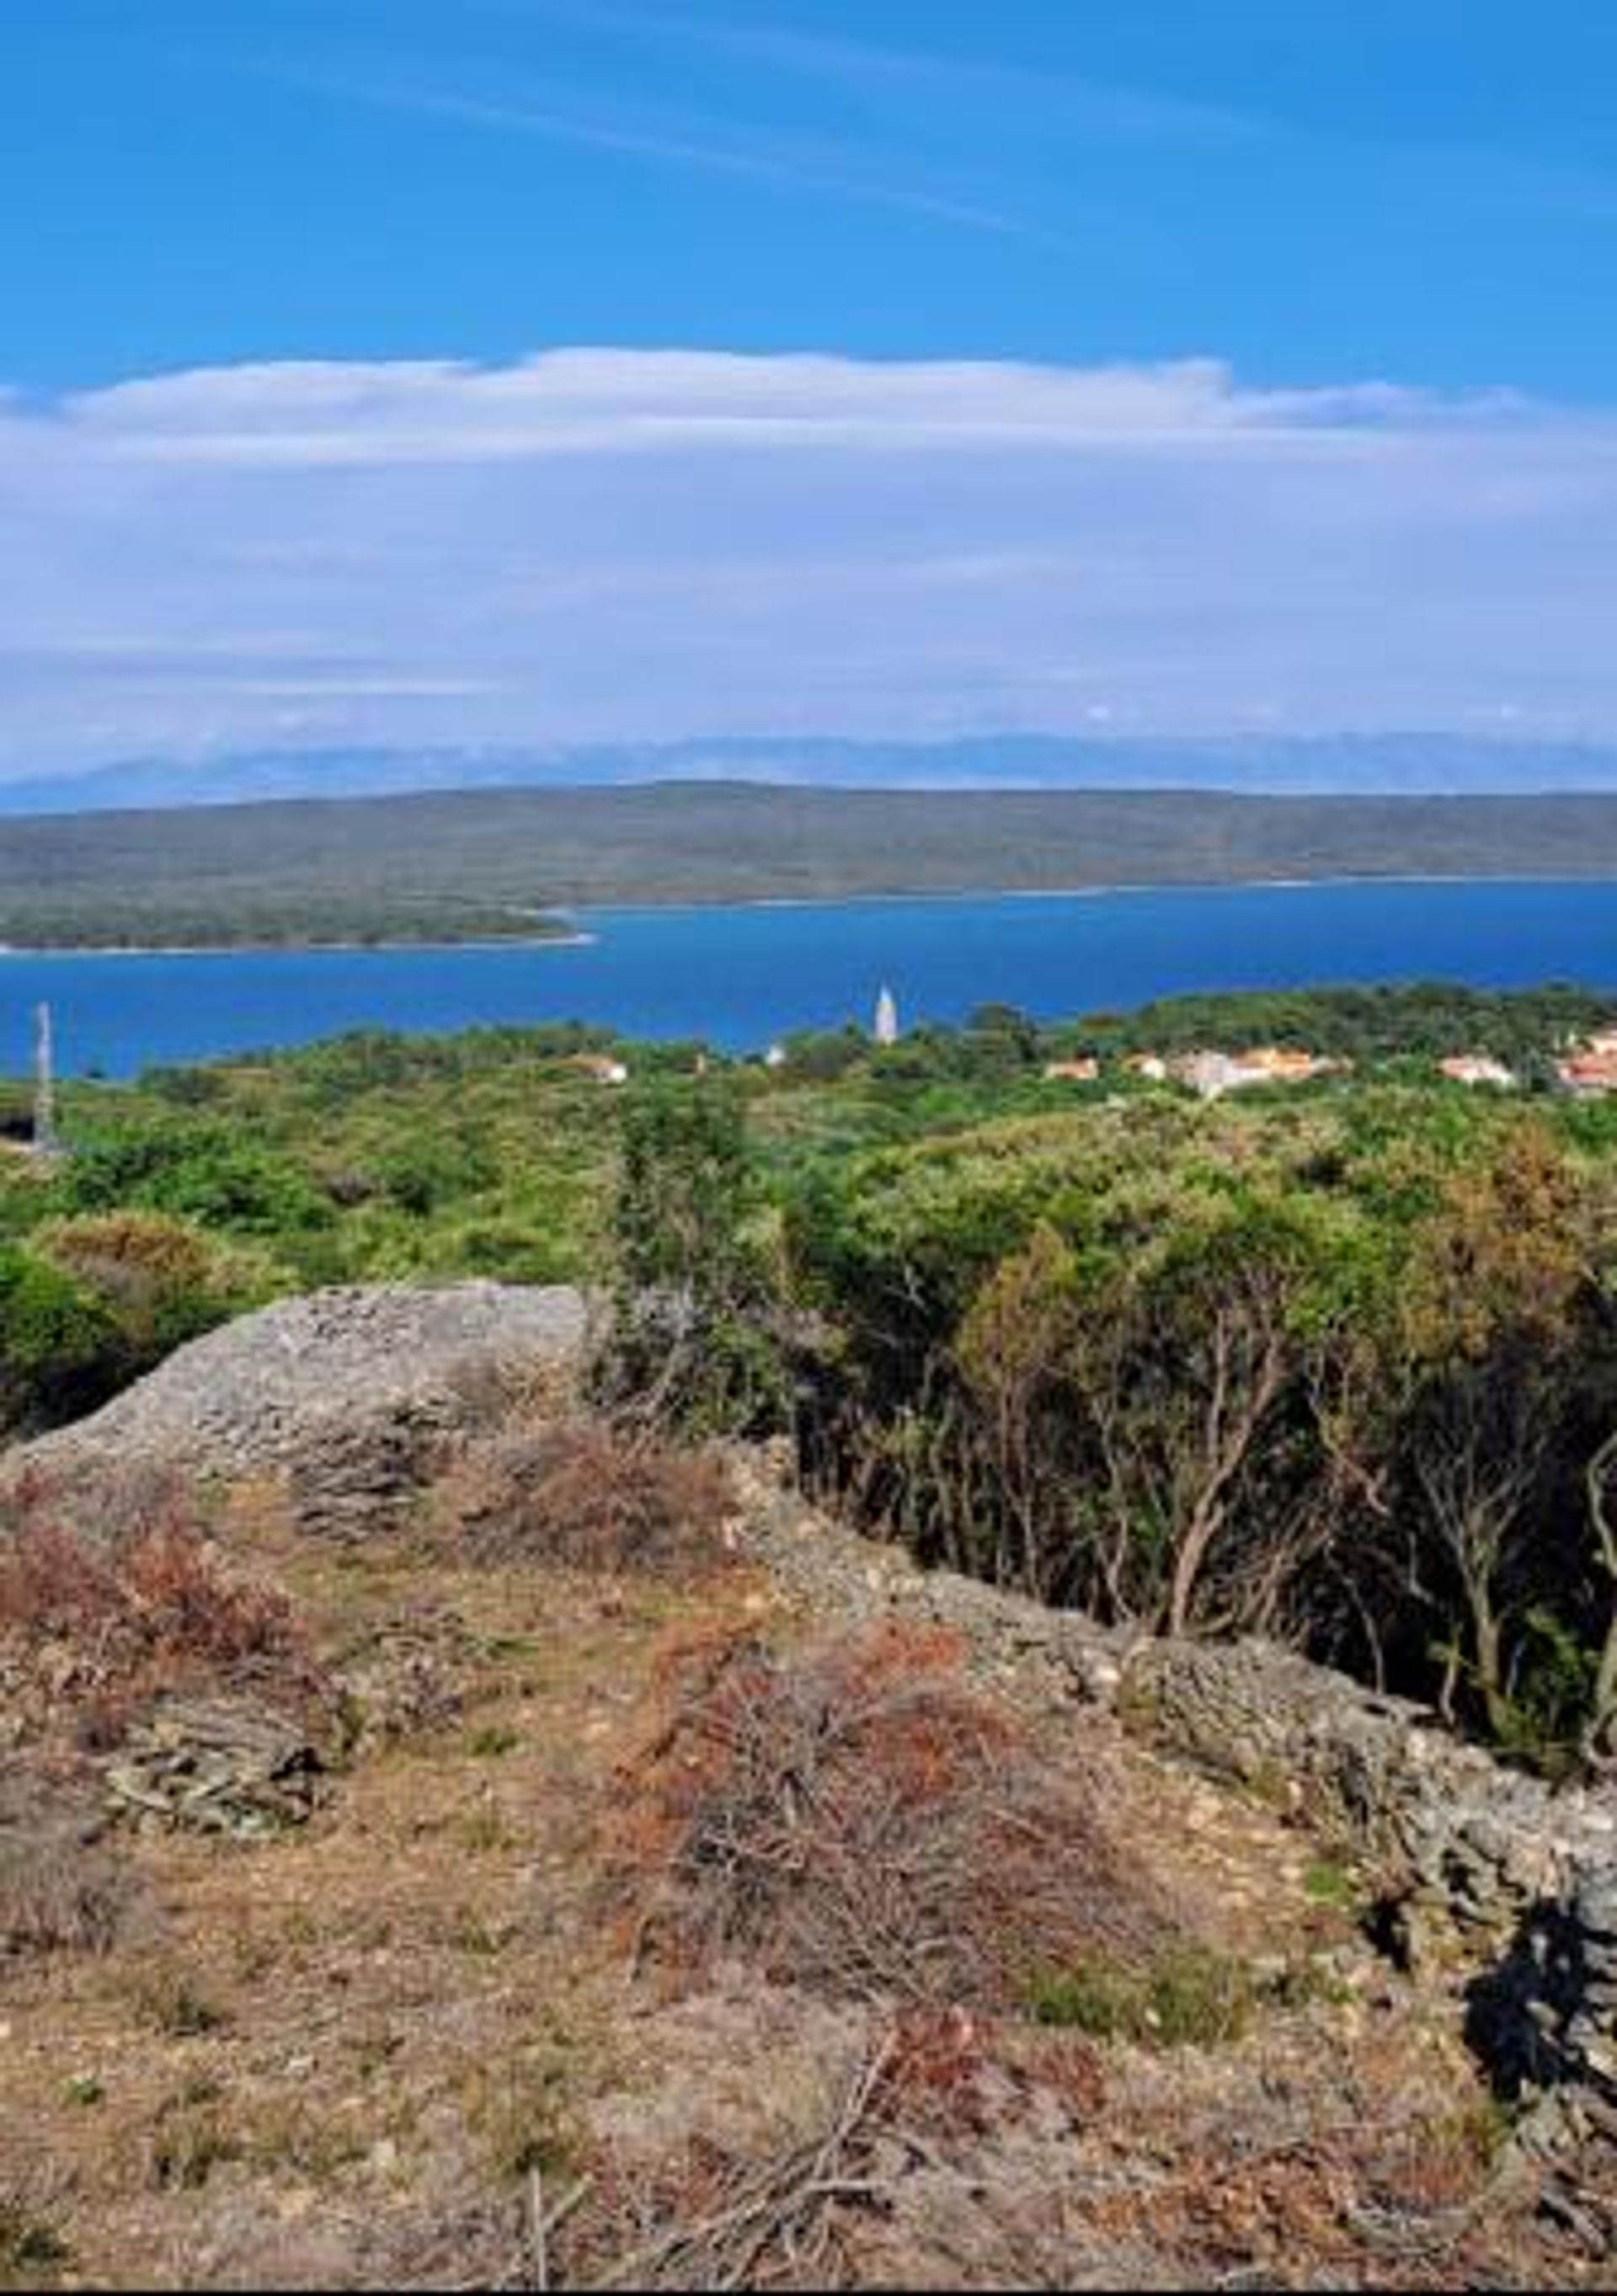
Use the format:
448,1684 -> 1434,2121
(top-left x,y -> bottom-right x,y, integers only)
1026,1947 -> 1255,2048
35,1210 -> 264,1363
0,1247 -> 120,1431
0,2194 -> 70,2280
1302,1859 -> 1359,1911
62,1127 -> 331,1239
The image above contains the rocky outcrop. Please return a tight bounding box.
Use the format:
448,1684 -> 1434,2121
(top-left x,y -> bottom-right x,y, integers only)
728,1448 -> 1132,1711
1558,1867 -> 1617,2138
4,1281 -> 590,1536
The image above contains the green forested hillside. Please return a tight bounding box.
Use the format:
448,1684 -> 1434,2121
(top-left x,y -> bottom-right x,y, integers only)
12,781 -> 1617,943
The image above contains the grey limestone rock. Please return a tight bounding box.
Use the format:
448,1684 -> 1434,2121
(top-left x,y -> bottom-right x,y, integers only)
104,1697 -> 323,1838
3,1280 -> 589,1537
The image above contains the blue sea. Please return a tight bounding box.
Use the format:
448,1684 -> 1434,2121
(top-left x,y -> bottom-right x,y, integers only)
3,878 -> 1617,1079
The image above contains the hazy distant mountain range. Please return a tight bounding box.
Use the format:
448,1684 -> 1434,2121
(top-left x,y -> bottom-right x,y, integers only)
5,734 -> 1617,816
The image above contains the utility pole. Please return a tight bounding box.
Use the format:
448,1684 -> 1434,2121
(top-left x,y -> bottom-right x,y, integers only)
33,1001 -> 60,1158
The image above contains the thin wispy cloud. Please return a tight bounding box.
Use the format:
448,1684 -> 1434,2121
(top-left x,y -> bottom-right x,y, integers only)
499,0 -> 1617,230
593,3 -> 1264,144
2,350 -> 1613,772
259,61 -> 1057,248
60,351 -> 1561,465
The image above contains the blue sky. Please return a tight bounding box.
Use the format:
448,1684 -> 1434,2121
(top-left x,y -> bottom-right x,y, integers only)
9,0 -> 1616,392
2,2 -> 1614,769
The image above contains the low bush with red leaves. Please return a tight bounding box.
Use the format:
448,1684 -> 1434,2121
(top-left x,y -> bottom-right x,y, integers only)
433,1418 -> 734,1574
617,1621 -> 1171,2010
0,1471 -> 308,1749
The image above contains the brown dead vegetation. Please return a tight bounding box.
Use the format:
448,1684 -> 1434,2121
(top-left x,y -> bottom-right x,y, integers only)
0,1475 -> 311,1755
0,1428 -> 1600,2291
432,1418 -> 735,1575
586,2028 -> 915,2291
616,1619 -> 1172,2010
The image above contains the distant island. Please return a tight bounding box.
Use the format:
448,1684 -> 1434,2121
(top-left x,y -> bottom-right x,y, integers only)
12,780 -> 1617,948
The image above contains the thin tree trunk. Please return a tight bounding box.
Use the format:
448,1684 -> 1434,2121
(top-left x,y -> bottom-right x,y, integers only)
1166,1315 -> 1284,1638
1582,1431 -> 1617,1763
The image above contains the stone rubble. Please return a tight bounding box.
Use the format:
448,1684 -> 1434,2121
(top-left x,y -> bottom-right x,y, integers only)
3,1281 -> 590,1537
102,1697 -> 324,1839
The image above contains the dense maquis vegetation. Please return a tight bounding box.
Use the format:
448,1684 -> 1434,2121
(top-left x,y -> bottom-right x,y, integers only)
17,782 -> 1617,943
10,981 -> 1617,1769
0,891 -> 577,950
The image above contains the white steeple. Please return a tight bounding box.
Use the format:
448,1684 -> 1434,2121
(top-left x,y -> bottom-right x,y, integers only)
33,1002 -> 60,1158
873,985 -> 899,1046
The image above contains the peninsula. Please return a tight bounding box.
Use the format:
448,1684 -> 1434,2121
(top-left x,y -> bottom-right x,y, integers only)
13,782 -> 1617,948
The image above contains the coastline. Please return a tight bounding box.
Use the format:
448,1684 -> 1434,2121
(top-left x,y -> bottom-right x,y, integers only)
576,868 -> 1617,919
0,928 -> 598,958
5,870 -> 1617,953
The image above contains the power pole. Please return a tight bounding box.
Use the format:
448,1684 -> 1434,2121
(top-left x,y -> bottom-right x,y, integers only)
33,1001 -> 59,1158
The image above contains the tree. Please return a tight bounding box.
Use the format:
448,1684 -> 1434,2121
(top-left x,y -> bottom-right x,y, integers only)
601,1076 -> 787,1435
953,1225 -> 1084,1598
961,1003 -> 1042,1077
1385,1124 -> 1598,1738
1059,1199 -> 1310,1637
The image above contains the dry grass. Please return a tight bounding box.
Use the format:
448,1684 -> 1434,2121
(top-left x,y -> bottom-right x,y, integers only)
616,1620 -> 1171,2010
432,1418 -> 736,1575
0,2165 -> 72,2288
0,1775 -> 135,1962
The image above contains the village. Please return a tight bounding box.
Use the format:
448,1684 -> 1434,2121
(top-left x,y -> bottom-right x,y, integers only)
1040,1031 -> 1617,1100
13,997 -> 1617,1158
569,990 -> 1617,1103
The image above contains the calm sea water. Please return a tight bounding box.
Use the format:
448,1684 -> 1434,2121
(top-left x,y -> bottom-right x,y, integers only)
4,879 -> 1617,1080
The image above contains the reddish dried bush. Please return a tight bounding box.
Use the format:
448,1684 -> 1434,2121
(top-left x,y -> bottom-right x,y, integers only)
0,1475 -> 306,1744
2,1458 -> 192,1551
1023,2030 -> 1107,2120
435,1418 -> 734,1574
0,1520 -> 288,1664
617,1621 -> 1170,2009
875,2005 -> 997,2135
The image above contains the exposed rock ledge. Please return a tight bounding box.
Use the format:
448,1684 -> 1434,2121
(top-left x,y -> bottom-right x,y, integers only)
3,1281 -> 590,1536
